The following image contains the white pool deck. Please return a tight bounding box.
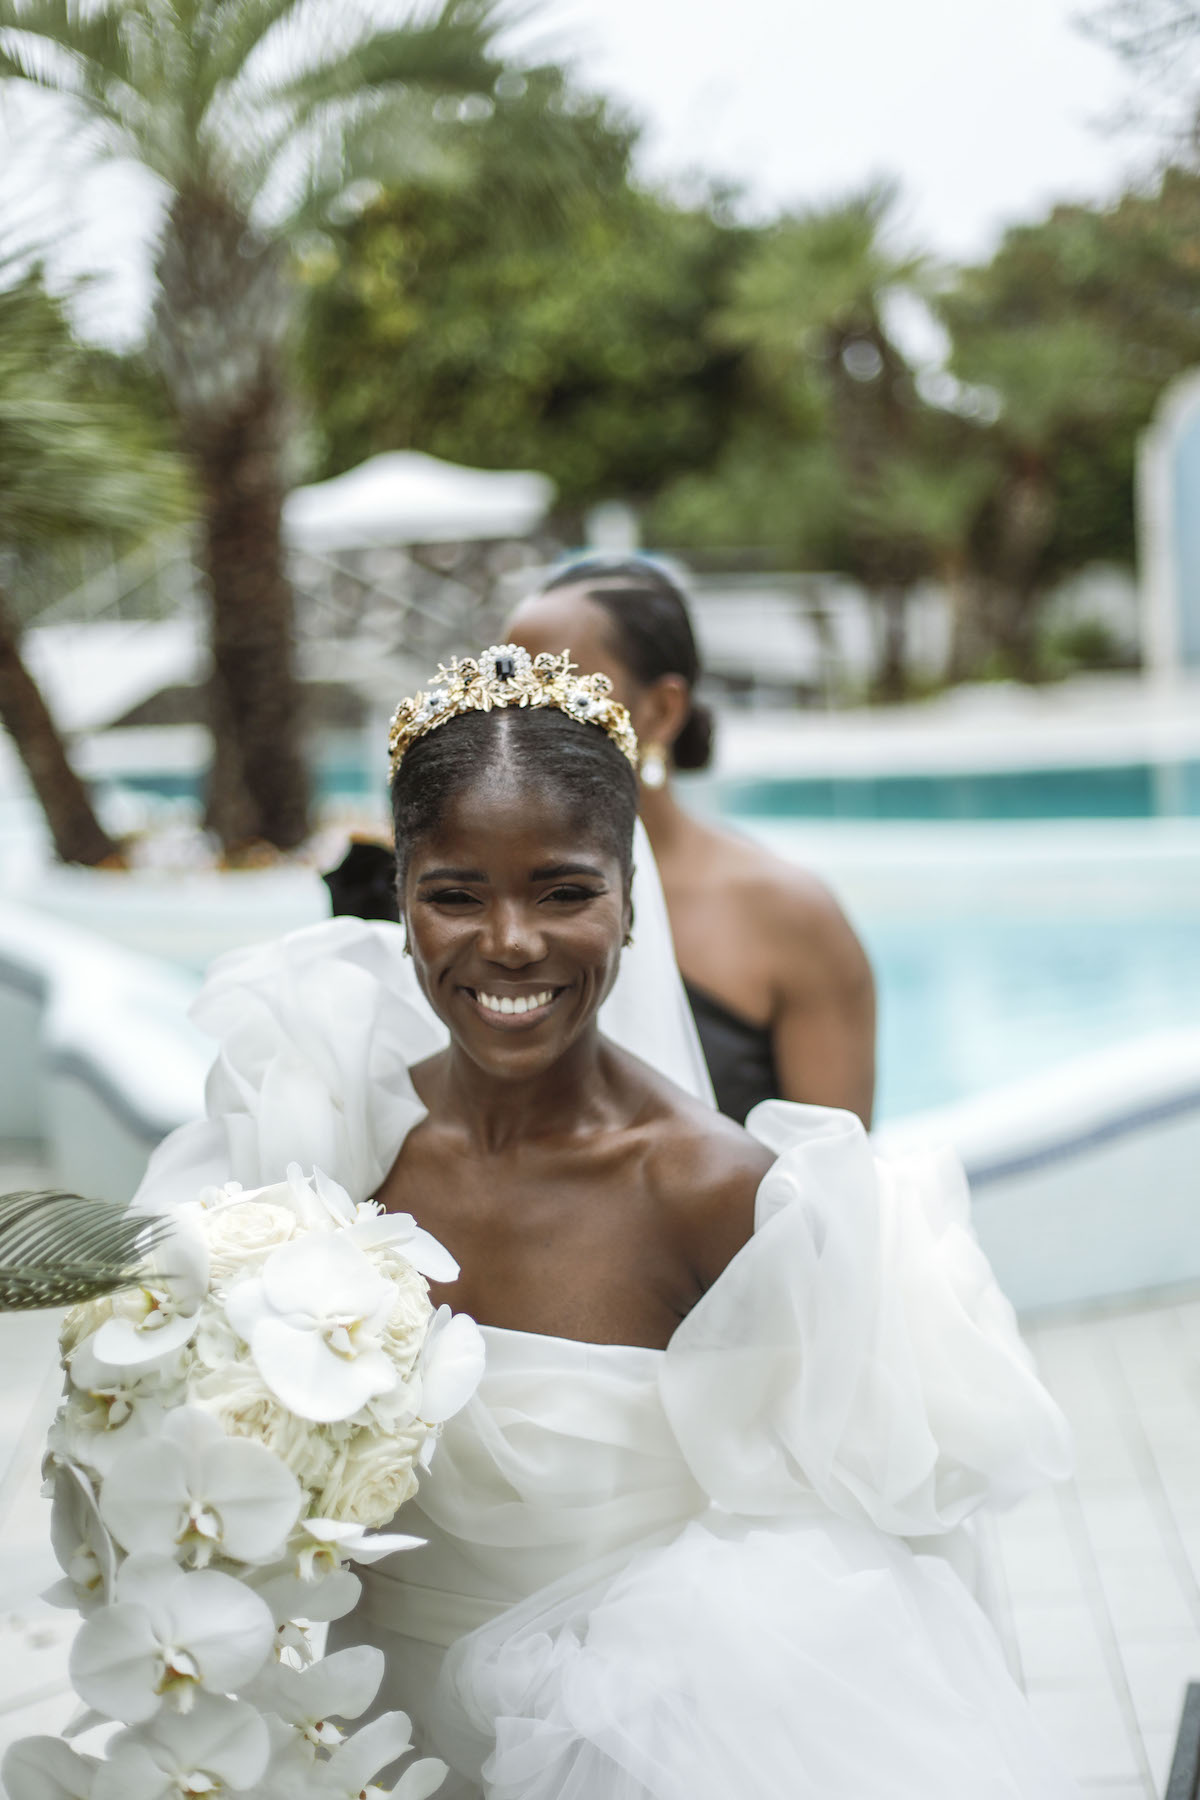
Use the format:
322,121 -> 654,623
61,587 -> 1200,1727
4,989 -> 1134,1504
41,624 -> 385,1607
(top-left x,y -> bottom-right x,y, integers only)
0,1142 -> 1197,1796
710,670 -> 1200,780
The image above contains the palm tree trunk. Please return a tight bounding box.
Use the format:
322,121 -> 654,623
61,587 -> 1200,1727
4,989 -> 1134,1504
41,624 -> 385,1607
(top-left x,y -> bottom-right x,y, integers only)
155,191 -> 310,854
190,381 -> 310,852
873,584 -> 910,702
0,588 -> 117,865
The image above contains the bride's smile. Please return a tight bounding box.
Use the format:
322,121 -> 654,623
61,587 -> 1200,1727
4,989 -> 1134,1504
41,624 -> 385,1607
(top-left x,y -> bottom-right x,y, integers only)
403,769 -> 631,1082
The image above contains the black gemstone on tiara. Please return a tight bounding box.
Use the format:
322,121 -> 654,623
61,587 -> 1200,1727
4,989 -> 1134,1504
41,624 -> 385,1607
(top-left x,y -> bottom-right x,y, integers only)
494,653 -> 516,682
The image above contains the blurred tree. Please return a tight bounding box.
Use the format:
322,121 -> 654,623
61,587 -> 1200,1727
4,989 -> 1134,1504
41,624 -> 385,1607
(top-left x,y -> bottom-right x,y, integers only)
298,82 -> 747,534
941,169 -> 1200,676
0,268 -> 185,864
0,0 -> 571,850
653,184 -> 941,698
1082,0 -> 1200,153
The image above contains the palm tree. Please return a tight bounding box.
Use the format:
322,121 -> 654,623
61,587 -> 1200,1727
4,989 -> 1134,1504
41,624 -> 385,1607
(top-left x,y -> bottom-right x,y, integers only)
0,0 -> 519,851
720,185 -> 938,697
0,266 -> 186,864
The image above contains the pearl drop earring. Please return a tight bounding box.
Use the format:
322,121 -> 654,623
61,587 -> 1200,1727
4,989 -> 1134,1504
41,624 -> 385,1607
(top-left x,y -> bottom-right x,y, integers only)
639,745 -> 667,790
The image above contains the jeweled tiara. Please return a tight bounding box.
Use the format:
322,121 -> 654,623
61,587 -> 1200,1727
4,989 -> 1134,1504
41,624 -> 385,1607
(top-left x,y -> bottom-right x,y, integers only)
387,643 -> 639,778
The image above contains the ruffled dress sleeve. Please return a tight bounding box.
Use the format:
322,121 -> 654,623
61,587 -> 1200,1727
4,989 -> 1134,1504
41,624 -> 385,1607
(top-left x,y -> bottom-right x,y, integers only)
660,1102 -> 1072,1536
134,917 -> 441,1210
434,1107 -> 1076,1800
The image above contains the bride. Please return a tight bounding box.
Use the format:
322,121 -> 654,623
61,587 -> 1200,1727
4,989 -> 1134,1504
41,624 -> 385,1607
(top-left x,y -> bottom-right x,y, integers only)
137,645 -> 1077,1799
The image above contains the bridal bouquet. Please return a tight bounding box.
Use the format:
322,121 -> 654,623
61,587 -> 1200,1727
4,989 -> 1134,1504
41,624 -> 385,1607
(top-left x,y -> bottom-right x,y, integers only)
2,1165 -> 485,1800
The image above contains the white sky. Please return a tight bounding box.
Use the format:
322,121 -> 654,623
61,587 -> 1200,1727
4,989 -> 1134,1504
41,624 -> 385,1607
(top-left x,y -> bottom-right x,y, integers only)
0,0 -> 1151,348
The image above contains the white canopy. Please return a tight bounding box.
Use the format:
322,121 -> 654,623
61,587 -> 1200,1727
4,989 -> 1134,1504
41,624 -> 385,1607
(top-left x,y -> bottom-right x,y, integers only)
283,451 -> 555,553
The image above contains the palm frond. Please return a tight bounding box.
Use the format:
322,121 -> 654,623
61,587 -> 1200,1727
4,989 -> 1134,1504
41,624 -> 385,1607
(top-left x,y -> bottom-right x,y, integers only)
0,1190 -> 173,1311
203,0 -> 318,94
0,1 -> 134,100
270,13 -> 502,119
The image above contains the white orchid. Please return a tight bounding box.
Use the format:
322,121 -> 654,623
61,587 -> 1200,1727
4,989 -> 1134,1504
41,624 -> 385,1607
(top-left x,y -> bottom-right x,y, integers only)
1,1735 -> 98,1800
345,1207 -> 459,1282
87,1214 -> 210,1368
100,1406 -> 302,1567
417,1307 -> 487,1425
225,1233 -> 400,1423
310,1711 -> 447,1800
289,1517 -> 426,1582
46,1458 -> 117,1614
91,1693 -> 270,1800
246,1562 -> 362,1630
248,1644 -> 384,1751
56,1339 -> 185,1478
71,1554 -> 275,1723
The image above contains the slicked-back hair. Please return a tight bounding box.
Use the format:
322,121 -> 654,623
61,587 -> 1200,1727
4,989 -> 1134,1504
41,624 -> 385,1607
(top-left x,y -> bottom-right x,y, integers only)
390,704 -> 638,884
540,556 -> 714,771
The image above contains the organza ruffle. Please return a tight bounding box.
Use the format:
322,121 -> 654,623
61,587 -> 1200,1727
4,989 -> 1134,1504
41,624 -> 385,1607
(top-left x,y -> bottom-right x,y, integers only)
432,1509 -> 1076,1800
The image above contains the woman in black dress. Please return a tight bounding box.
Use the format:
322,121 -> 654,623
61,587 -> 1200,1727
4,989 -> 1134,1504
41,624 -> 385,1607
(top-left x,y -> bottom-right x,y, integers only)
506,557 -> 876,1126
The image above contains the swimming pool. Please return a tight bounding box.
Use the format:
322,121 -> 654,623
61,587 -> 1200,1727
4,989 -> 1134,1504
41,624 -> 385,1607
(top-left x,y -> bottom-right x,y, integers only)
734,819 -> 1200,1122
864,910 -> 1200,1119
713,760 -> 1200,821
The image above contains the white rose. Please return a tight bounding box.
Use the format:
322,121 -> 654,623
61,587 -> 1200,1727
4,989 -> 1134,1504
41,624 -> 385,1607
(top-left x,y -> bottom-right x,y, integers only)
201,1199 -> 302,1278
370,1252 -> 434,1374
316,1427 -> 424,1528
189,1361 -> 338,1495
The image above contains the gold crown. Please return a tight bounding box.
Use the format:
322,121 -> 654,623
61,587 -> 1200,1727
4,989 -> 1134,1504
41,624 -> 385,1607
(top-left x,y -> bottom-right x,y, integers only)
387,643 -> 639,778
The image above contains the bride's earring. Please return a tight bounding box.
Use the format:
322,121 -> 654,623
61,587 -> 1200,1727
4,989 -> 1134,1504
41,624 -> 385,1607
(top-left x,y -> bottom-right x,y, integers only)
639,744 -> 668,790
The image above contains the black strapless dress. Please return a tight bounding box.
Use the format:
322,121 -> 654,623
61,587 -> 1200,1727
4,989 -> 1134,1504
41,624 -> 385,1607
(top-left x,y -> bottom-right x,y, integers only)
683,980 -> 780,1126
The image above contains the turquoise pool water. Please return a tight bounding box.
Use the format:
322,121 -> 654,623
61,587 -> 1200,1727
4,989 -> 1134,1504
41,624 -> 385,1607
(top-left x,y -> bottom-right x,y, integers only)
716,760 -> 1200,821
864,910 -> 1200,1119
110,756 -> 1200,820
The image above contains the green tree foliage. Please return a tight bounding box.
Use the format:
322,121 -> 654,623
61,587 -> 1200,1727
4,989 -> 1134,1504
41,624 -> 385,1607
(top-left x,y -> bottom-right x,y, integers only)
0,0 -> 559,850
0,267 -> 185,863
657,171 -> 1200,686
651,185 -> 956,696
941,167 -> 1200,675
298,79 -> 748,529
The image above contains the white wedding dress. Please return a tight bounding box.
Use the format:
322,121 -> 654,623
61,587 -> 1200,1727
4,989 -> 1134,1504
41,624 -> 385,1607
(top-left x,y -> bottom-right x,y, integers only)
135,844 -> 1078,1800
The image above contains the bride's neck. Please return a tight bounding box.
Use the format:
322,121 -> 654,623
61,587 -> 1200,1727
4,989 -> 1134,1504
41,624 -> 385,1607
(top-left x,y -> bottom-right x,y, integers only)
434,1028 -> 617,1152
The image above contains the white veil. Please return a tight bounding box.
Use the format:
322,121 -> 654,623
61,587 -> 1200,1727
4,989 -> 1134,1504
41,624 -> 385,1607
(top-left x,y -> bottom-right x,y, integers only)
600,819 -> 715,1105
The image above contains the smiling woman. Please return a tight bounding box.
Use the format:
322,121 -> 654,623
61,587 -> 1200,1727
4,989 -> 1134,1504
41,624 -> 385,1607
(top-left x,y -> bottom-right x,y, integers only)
397,711 -> 634,1053
131,645 -> 1078,1800
376,663 -> 763,1350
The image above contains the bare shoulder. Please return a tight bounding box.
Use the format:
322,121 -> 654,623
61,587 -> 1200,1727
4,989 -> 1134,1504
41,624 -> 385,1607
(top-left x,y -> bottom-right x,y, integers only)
696,820 -> 871,995
627,1059 -> 774,1289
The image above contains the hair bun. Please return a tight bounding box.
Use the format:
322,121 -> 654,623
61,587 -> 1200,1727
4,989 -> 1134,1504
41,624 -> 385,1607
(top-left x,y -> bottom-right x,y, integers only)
672,700 -> 714,772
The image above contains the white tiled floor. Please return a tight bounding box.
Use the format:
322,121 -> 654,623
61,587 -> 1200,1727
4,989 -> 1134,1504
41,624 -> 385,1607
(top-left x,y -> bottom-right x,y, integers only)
0,1139 -> 1197,1795
991,1296 -> 1200,1797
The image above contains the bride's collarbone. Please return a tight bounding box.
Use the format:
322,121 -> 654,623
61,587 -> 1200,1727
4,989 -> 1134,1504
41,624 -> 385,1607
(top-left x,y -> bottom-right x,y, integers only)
381,1131 -> 708,1348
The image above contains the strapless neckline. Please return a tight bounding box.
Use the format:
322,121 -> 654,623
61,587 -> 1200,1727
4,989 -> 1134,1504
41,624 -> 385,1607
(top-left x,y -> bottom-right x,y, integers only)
478,1321 -> 666,1362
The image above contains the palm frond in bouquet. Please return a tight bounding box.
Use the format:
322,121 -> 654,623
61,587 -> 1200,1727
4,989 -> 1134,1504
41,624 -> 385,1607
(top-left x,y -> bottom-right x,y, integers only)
0,1190 -> 172,1310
